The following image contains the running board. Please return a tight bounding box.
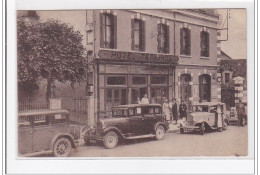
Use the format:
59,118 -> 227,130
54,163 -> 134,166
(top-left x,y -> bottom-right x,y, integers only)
18,150 -> 53,157
125,134 -> 155,140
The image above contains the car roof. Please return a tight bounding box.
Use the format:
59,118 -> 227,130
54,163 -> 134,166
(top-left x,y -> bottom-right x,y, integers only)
18,109 -> 69,117
192,102 -> 225,106
112,104 -> 162,109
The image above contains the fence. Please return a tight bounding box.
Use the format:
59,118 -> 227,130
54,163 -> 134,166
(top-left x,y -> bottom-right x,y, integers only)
18,100 -> 49,112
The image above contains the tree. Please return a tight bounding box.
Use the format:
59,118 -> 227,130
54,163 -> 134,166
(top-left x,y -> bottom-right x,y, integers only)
17,19 -> 88,100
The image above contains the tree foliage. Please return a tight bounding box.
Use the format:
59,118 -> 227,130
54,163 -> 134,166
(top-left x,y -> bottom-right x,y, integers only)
17,19 -> 88,99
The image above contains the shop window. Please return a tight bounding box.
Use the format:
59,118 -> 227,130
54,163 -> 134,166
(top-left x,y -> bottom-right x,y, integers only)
151,87 -> 168,105
201,31 -> 209,57
132,76 -> 147,85
199,74 -> 211,102
180,74 -> 192,102
107,76 -> 126,85
180,28 -> 191,55
131,19 -> 145,51
105,89 -> 127,112
100,12 -> 117,49
157,23 -> 169,54
151,75 -> 167,85
225,73 -> 230,83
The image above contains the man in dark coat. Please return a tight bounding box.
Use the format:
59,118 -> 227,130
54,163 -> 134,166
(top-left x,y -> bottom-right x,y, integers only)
170,98 -> 178,124
179,100 -> 187,120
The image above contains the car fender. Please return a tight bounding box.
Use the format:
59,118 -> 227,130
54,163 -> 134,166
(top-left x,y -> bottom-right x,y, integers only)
103,127 -> 125,139
154,122 -> 168,132
50,133 -> 76,150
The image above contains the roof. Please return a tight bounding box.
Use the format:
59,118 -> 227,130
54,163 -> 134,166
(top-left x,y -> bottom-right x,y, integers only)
220,50 -> 232,60
18,109 -> 69,117
112,104 -> 162,109
220,59 -> 247,78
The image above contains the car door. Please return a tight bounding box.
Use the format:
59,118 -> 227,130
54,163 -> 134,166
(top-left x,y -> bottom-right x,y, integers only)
18,116 -> 33,154
129,107 -> 146,135
33,115 -> 53,152
143,107 -> 156,133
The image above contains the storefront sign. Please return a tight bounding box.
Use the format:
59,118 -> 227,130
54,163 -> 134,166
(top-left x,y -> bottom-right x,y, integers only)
98,50 -> 179,64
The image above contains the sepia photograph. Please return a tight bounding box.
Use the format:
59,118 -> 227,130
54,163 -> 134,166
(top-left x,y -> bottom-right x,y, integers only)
17,8 -> 248,158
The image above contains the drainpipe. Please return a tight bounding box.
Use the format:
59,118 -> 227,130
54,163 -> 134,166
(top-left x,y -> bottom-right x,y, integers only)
173,12 -> 176,98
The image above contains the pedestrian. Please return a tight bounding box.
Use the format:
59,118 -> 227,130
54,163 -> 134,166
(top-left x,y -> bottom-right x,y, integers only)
236,100 -> 245,127
170,98 -> 178,124
141,94 -> 149,104
179,100 -> 187,120
163,99 -> 171,121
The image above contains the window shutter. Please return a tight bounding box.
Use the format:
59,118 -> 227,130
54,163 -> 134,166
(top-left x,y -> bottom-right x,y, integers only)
200,31 -> 202,56
113,14 -> 117,49
100,13 -> 104,48
187,29 -> 191,55
131,19 -> 134,50
207,33 -> 209,57
207,77 -> 211,102
141,20 -> 146,51
180,28 -> 183,55
157,23 -> 161,53
199,76 -> 202,103
165,25 -> 170,53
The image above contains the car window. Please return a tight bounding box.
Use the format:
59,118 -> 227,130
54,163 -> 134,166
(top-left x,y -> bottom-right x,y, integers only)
149,108 -> 154,114
136,108 -> 142,115
113,109 -> 128,117
18,116 -> 32,128
154,107 -> 161,114
129,108 -> 134,116
52,114 -> 68,124
33,115 -> 51,126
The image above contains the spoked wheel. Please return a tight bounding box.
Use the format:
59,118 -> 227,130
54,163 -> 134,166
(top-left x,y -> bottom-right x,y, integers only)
53,137 -> 72,157
155,125 -> 165,140
103,131 -> 118,149
199,122 -> 205,135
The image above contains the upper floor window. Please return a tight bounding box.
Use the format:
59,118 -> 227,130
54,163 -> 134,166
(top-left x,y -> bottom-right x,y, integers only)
100,12 -> 117,49
157,23 -> 169,54
180,28 -> 191,55
131,19 -> 145,51
201,31 -> 209,57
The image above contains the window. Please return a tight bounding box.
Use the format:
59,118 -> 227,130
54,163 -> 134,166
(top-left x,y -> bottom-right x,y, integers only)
154,107 -> 161,114
201,31 -> 209,57
100,12 -> 117,49
151,87 -> 168,105
131,19 -> 145,51
225,73 -> 230,83
180,74 -> 192,102
105,89 -> 127,111
132,76 -> 146,85
52,114 -> 68,124
151,75 -> 167,85
157,23 -> 169,53
199,74 -> 211,102
180,28 -> 191,55
107,76 -> 126,85
33,115 -> 51,126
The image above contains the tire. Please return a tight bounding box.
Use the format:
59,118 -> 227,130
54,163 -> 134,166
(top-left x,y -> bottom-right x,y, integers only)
199,123 -> 205,135
84,132 -> 91,146
53,137 -> 72,157
103,131 -> 118,149
180,124 -> 184,134
155,125 -> 165,140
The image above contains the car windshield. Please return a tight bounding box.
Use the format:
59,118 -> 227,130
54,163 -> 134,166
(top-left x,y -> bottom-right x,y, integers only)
112,109 -> 128,117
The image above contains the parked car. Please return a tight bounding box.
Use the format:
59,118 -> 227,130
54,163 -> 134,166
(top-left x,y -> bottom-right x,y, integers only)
82,104 -> 169,149
178,102 -> 229,135
228,107 -> 247,126
18,109 -> 80,157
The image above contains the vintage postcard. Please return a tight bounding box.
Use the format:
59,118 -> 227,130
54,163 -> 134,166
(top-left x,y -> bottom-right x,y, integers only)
17,9 -> 248,158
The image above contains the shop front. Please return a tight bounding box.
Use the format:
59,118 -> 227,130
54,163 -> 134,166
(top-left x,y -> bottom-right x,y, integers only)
95,50 -> 179,118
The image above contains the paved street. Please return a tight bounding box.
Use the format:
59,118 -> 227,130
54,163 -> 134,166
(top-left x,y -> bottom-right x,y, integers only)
70,125 -> 248,157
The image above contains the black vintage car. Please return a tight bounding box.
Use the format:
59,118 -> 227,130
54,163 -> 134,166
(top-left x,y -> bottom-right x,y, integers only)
82,104 -> 169,149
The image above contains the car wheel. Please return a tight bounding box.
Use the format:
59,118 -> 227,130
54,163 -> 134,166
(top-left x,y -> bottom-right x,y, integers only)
103,131 -> 118,149
155,125 -> 165,140
84,132 -> 91,146
180,125 -> 184,134
199,123 -> 205,135
53,137 -> 72,157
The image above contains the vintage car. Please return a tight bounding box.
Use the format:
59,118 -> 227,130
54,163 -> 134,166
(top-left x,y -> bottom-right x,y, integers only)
18,109 -> 80,157
82,104 -> 169,149
227,107 -> 247,126
178,102 -> 229,135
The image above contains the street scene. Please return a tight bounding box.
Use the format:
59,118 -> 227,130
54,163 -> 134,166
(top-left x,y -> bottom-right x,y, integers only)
17,9 -> 247,157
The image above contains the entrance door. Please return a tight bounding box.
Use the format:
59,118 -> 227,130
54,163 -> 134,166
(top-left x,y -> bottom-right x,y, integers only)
131,88 -> 147,104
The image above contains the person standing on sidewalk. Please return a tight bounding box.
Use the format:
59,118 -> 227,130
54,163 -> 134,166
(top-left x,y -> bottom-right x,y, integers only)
236,100 -> 245,127
170,98 -> 178,124
163,99 -> 171,122
179,100 -> 187,120
141,94 -> 149,104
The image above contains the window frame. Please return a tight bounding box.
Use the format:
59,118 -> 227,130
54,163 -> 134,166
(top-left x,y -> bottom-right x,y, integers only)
200,31 -> 210,57
106,75 -> 127,86
199,74 -> 211,102
131,18 -> 145,51
180,27 -> 191,56
157,23 -> 169,54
